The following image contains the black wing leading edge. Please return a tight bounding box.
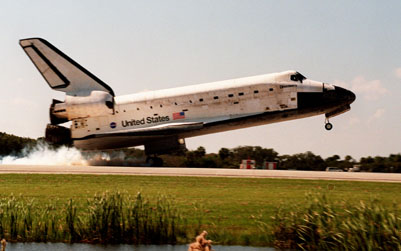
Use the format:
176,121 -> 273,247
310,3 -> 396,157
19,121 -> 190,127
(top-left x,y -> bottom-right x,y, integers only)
20,38 -> 115,97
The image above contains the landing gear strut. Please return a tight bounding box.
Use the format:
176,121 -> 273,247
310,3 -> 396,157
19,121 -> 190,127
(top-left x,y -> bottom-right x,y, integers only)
146,156 -> 164,167
325,118 -> 333,131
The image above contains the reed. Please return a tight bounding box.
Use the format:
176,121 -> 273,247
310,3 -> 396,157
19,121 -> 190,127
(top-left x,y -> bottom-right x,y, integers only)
0,192 -> 189,244
1,190 -> 401,248
258,193 -> 401,250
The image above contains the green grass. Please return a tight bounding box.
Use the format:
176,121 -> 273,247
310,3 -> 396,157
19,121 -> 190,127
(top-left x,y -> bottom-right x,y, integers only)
0,174 -> 400,246
0,192 -> 187,244
264,193 -> 401,250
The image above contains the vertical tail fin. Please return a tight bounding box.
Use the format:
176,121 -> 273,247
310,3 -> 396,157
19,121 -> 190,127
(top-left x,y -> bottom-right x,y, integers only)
20,38 -> 115,97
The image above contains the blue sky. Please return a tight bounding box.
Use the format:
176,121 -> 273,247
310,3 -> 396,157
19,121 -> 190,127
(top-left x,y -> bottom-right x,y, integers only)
1,0 -> 400,159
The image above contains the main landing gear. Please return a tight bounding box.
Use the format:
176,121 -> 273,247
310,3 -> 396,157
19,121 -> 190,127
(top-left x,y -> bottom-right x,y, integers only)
146,156 -> 164,167
325,118 -> 333,131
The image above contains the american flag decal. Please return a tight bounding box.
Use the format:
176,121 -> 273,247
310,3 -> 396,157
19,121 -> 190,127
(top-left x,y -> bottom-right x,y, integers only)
173,111 -> 185,120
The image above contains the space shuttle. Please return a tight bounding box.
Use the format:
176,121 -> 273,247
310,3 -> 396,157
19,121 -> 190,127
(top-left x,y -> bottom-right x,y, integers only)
20,38 -> 355,165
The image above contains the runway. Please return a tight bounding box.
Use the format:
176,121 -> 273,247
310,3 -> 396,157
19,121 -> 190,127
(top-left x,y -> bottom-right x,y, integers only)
1,164 -> 401,183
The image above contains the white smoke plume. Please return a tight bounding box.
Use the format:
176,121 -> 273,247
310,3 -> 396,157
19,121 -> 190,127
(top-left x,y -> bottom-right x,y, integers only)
0,143 -> 89,165
0,142 -> 144,166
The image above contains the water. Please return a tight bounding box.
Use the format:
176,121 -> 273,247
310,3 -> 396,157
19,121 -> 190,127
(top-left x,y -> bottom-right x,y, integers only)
6,243 -> 273,251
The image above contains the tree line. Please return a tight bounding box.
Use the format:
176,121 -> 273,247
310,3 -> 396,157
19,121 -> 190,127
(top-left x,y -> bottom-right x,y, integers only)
0,132 -> 36,157
156,146 -> 401,172
1,132 -> 400,172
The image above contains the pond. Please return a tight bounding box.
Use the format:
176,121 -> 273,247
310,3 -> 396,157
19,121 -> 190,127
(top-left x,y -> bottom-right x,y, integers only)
6,243 -> 274,251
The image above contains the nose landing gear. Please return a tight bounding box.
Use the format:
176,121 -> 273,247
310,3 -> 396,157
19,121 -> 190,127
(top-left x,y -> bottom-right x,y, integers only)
325,118 -> 333,131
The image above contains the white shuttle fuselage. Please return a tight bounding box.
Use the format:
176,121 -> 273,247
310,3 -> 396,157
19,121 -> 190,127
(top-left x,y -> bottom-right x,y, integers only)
71,72 -> 326,148
20,38 -> 356,157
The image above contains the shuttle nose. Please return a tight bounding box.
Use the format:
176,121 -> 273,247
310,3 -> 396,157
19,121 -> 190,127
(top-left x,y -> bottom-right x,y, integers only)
333,86 -> 356,105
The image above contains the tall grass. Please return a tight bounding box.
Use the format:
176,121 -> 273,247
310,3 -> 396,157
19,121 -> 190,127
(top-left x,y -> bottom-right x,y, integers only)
0,192 -> 188,244
256,193 -> 401,250
1,191 -> 401,248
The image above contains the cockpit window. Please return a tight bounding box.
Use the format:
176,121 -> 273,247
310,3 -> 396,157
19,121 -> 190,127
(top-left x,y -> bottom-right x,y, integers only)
290,72 -> 306,83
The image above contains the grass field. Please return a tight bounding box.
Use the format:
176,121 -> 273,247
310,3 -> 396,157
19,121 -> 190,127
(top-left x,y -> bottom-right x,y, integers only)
0,174 -> 401,246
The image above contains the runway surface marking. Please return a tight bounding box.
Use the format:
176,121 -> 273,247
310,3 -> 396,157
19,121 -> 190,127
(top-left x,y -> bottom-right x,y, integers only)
1,165 -> 401,183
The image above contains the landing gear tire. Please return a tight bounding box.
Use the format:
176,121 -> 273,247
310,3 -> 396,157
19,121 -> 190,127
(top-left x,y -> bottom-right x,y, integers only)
146,157 -> 164,167
325,122 -> 333,131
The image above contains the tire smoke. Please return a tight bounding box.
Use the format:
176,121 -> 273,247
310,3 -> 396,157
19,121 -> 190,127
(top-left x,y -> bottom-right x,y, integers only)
0,142 -> 145,166
0,143 -> 89,165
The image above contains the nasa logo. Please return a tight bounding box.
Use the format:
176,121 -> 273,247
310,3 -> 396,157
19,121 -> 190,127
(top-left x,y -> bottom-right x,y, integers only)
110,122 -> 117,129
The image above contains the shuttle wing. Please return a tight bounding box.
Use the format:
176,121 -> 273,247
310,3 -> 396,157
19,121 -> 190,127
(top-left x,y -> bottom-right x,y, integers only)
20,38 -> 114,97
